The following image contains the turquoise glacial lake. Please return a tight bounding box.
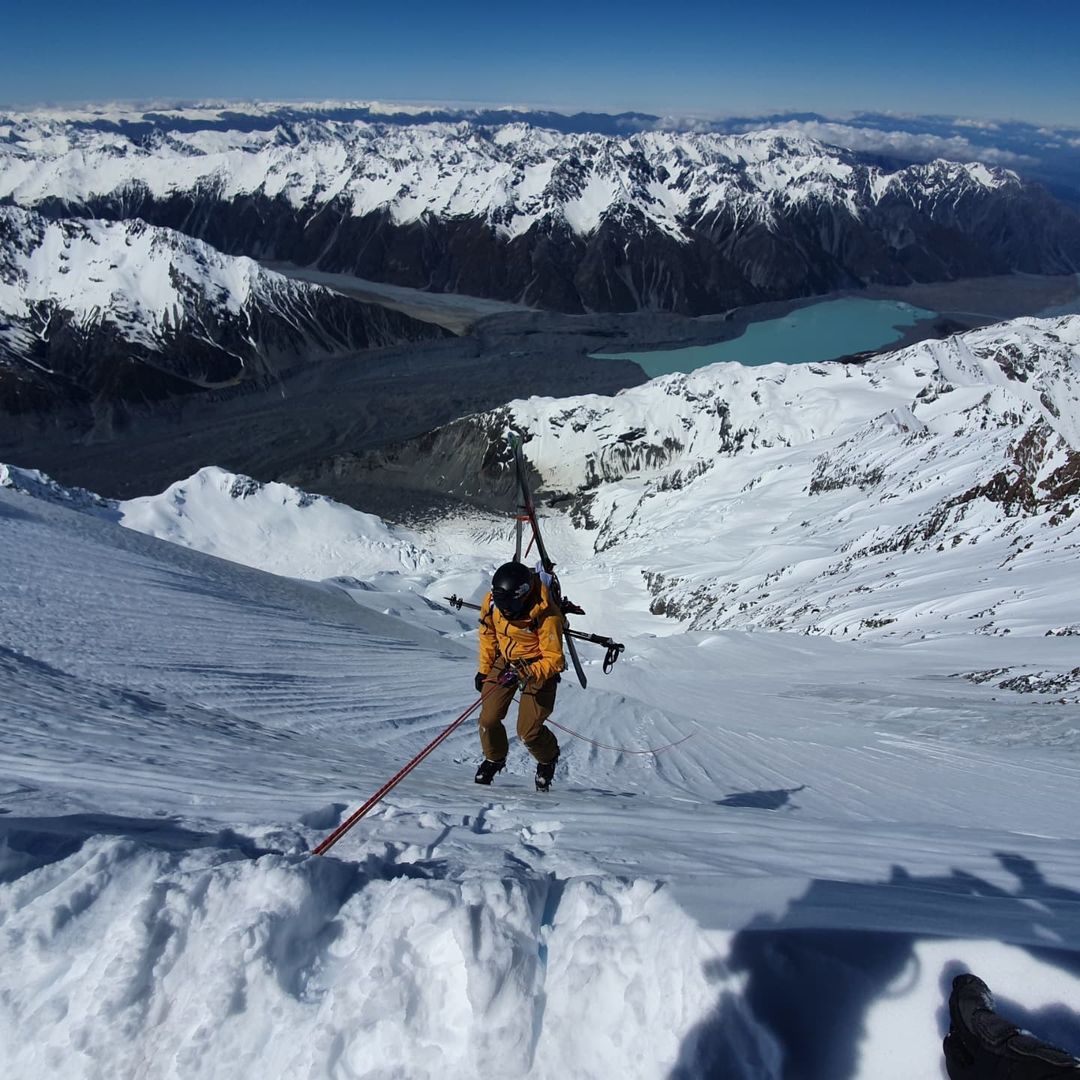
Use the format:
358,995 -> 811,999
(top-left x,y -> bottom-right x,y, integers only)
595,298 -> 937,377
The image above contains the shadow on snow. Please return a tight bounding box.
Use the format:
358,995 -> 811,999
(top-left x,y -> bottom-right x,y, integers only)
670,853 -> 1080,1080
716,786 -> 807,811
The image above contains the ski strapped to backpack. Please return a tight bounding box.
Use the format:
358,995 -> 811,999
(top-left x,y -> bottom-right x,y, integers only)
506,429 -> 617,686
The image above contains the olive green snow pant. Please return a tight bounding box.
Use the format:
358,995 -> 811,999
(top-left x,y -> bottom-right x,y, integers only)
478,658 -> 559,765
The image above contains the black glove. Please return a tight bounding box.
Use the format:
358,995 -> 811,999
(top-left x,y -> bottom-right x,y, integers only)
474,672 -> 487,693
944,974 -> 1080,1080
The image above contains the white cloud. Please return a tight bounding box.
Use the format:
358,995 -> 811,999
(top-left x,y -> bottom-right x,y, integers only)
740,119 -> 1038,167
953,118 -> 1002,131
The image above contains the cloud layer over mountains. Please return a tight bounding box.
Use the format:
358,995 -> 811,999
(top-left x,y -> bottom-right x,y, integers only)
5,101 -> 1074,200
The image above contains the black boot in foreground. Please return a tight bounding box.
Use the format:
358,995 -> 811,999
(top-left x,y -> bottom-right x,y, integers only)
944,973 -> 1080,1079
474,758 -> 505,785
535,752 -> 559,792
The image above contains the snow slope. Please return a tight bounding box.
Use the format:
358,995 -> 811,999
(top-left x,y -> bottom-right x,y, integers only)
0,459 -> 506,631
0,206 -> 271,348
0,205 -> 442,412
4,435 -> 1080,1077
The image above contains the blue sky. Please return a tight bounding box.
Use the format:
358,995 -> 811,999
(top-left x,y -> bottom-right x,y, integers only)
3,0 -> 1078,126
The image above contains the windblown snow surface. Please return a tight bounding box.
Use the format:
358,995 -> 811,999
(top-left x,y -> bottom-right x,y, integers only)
4,318 -> 1080,1079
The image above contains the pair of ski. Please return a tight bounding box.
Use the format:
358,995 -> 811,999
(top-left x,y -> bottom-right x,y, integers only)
508,431 -> 590,688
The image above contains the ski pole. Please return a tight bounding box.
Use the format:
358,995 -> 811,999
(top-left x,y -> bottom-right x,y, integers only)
312,692 -> 486,856
444,594 -> 625,671
566,631 -> 625,672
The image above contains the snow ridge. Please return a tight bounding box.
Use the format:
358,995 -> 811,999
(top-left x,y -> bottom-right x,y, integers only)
0,205 -> 444,411
0,461 -> 118,514
121,466 -> 434,580
0,206 -> 266,352
1,205 -> 368,357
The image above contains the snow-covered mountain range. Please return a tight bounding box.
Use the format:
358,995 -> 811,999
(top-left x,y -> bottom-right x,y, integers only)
0,205 -> 444,416
3,114 -> 1078,313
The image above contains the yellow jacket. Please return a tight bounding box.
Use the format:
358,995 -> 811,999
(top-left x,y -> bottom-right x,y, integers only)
479,580 -> 566,685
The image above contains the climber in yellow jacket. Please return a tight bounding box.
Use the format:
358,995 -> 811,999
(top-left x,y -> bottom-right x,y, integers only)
473,561 -> 565,791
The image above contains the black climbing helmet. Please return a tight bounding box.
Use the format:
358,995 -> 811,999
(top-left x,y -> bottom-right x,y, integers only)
491,561 -> 535,617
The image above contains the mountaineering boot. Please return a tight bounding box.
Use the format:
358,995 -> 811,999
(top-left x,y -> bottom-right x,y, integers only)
474,758 -> 505,785
535,751 -> 559,792
944,973 -> 1080,1079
